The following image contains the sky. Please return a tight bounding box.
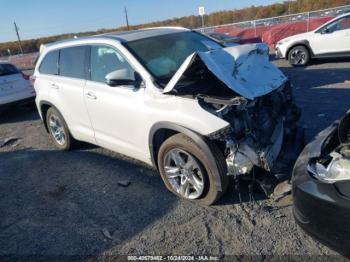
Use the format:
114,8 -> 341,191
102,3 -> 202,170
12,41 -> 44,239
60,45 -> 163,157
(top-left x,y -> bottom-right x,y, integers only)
1,0 -> 282,42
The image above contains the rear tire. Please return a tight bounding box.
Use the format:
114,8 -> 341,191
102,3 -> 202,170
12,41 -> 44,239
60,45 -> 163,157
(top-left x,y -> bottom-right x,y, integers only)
46,107 -> 73,150
157,133 -> 228,205
288,45 -> 310,67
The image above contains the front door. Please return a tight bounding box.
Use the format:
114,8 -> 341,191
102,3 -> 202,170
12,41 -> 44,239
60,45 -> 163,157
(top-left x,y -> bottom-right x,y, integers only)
84,45 -> 147,160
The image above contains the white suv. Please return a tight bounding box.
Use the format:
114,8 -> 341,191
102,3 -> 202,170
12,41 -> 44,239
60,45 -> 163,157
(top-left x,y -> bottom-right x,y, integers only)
34,27 -> 300,205
276,13 -> 350,66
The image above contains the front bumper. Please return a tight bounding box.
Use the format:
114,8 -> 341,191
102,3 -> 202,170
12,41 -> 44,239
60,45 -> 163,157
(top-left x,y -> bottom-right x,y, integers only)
292,124 -> 350,257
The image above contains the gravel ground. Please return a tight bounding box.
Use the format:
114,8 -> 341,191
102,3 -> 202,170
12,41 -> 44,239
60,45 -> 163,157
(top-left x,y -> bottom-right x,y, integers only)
1,57 -> 350,259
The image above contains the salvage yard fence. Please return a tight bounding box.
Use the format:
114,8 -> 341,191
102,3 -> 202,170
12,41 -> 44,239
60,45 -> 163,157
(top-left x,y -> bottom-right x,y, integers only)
199,4 -> 350,47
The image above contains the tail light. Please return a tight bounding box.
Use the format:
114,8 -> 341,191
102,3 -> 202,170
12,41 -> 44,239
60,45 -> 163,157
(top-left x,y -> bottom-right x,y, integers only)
21,72 -> 30,80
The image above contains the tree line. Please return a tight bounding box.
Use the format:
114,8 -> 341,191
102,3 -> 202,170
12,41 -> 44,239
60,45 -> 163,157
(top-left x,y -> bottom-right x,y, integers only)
1,0 -> 349,56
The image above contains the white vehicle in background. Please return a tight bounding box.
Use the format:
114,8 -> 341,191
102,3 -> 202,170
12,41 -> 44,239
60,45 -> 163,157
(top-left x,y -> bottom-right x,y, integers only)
0,61 -> 35,106
276,13 -> 350,66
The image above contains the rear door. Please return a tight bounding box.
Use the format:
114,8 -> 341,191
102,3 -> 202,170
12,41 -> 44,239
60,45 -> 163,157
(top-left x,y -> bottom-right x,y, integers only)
37,46 -> 95,143
51,46 -> 95,143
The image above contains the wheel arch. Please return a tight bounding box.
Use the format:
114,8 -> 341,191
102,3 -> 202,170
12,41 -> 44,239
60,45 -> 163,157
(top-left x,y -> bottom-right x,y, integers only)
39,101 -> 71,137
39,100 -> 55,132
286,40 -> 314,60
149,121 -> 224,192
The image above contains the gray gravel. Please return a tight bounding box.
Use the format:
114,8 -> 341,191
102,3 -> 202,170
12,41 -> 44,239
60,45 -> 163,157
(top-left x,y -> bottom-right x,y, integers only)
1,57 -> 350,258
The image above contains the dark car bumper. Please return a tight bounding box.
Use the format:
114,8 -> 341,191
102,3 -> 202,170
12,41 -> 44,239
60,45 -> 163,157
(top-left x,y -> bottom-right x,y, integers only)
0,96 -> 35,109
292,123 -> 350,257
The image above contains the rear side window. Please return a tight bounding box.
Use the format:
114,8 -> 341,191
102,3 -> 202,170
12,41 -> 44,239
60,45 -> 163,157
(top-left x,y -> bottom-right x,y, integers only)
59,46 -> 87,79
39,50 -> 59,75
0,63 -> 19,76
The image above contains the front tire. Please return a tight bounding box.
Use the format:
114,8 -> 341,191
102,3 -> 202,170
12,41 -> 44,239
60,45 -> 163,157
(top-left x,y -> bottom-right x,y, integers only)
288,45 -> 310,67
157,133 -> 228,205
46,107 -> 73,150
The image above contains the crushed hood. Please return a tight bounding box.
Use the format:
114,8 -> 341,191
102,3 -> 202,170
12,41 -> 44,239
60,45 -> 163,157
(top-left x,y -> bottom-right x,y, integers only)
163,43 -> 287,100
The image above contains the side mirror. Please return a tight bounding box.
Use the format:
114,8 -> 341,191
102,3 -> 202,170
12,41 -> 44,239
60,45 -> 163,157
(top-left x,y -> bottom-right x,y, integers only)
105,69 -> 139,87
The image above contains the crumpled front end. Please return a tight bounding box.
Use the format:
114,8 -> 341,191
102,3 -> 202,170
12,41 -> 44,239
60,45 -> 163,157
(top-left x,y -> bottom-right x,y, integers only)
204,82 -> 301,178
162,42 -> 301,189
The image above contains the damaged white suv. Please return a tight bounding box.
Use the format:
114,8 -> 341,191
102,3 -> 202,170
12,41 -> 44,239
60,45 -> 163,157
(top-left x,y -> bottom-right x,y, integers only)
34,27 -> 300,205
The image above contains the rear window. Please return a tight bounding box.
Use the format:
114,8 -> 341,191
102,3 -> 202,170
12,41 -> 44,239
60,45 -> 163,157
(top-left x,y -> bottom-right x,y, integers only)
0,63 -> 19,77
39,50 -> 59,75
59,46 -> 87,79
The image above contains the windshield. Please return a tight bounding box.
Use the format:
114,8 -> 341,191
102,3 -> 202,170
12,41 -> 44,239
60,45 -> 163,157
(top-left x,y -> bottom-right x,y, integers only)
124,31 -> 222,85
0,63 -> 19,77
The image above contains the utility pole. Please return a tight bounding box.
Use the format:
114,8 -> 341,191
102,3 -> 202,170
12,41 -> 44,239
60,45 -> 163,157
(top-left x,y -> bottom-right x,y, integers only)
124,7 -> 130,31
13,21 -> 23,55
198,6 -> 205,32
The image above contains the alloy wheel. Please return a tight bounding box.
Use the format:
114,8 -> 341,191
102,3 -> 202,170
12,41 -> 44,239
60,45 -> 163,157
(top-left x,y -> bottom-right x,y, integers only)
290,48 -> 307,65
48,114 -> 66,145
163,148 -> 205,199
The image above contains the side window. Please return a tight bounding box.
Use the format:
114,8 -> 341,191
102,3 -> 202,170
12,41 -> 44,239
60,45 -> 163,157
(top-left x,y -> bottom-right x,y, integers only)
59,46 -> 87,79
39,50 -> 59,75
324,16 -> 350,33
90,45 -> 133,83
339,16 -> 350,30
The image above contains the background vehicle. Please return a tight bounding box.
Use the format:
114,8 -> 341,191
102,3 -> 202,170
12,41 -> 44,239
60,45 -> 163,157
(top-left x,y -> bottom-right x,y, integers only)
276,13 -> 350,66
34,27 -> 300,205
0,61 -> 35,107
292,111 -> 350,257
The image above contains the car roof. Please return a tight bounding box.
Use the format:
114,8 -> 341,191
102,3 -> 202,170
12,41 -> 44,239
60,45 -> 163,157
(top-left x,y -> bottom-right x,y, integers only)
100,27 -> 190,42
43,27 -> 190,51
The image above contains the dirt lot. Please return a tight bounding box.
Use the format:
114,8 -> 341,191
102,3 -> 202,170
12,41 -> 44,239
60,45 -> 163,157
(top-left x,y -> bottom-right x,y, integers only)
1,58 -> 350,258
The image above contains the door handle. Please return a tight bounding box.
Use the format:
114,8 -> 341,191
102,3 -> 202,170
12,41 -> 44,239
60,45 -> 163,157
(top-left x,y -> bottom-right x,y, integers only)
51,83 -> 59,90
85,92 -> 97,100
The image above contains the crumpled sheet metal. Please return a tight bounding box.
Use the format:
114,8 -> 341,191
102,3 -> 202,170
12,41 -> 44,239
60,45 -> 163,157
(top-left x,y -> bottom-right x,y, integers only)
163,43 -> 287,100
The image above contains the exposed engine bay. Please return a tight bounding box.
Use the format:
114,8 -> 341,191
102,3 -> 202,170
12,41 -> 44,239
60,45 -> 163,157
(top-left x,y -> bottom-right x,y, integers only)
201,82 -> 300,178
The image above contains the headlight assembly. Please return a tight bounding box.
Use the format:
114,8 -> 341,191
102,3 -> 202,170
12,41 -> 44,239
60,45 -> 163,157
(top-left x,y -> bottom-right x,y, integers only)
308,152 -> 350,183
